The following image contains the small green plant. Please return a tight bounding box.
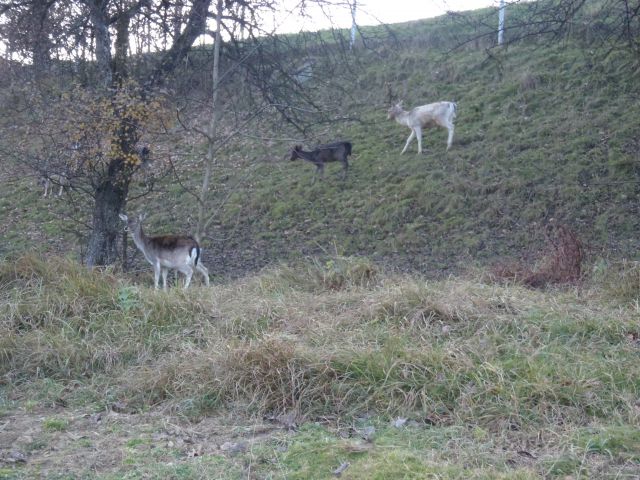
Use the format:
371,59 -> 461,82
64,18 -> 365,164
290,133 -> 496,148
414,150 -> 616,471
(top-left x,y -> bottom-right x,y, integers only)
42,417 -> 69,432
0,467 -> 23,479
77,438 -> 93,448
117,285 -> 140,312
126,438 -> 147,448
25,437 -> 48,452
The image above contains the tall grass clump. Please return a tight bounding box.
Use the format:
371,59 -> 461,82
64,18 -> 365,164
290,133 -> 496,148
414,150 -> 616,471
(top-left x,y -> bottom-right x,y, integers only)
0,254 -> 215,382
1,254 -> 639,431
591,259 -> 640,303
256,256 -> 379,294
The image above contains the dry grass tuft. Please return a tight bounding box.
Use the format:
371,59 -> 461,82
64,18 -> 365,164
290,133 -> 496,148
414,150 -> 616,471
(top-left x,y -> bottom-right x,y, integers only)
0,254 -> 118,290
255,256 -> 379,294
220,337 -> 328,414
490,223 -> 584,288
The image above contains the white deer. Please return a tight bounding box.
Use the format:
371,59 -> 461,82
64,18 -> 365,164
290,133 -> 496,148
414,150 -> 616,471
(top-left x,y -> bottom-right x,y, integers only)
42,173 -> 70,197
387,100 -> 457,154
119,213 -> 210,290
40,141 -> 85,198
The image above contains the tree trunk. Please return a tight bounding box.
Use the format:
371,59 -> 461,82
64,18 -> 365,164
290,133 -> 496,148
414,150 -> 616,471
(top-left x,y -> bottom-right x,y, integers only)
85,162 -> 129,267
84,0 -> 134,267
88,0 -> 112,88
30,0 -> 52,83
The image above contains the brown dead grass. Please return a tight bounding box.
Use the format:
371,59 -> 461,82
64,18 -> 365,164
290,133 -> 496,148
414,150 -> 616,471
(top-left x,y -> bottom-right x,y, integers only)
490,223 -> 584,288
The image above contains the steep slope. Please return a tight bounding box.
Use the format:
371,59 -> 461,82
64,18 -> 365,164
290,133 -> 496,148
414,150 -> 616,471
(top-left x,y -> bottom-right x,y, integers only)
190,34 -> 640,276
1,11 -> 639,278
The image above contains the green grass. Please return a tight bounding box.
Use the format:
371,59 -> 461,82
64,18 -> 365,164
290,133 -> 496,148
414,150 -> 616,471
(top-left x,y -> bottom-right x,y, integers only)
231,420 -> 618,479
42,417 -> 69,432
1,254 -> 639,477
197,36 -> 639,273
575,426 -> 640,461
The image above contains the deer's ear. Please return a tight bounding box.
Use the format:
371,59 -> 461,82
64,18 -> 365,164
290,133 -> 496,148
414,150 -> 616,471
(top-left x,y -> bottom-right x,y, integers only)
119,213 -> 128,222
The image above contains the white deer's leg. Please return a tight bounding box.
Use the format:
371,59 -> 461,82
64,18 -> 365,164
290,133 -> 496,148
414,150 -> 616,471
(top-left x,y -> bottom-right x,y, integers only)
401,130 -> 415,154
179,266 -> 194,289
57,184 -> 64,196
196,263 -> 210,286
446,124 -> 455,150
43,179 -> 49,197
415,127 -> 423,154
161,268 -> 169,290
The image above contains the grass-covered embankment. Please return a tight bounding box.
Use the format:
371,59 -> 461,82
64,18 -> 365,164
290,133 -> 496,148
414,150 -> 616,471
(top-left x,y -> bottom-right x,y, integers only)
1,255 -> 639,478
3,11 -> 640,275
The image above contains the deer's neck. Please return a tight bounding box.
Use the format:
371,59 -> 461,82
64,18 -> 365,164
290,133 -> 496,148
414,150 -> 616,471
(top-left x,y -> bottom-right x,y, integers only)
297,150 -> 315,163
131,225 -> 154,261
395,110 -> 412,126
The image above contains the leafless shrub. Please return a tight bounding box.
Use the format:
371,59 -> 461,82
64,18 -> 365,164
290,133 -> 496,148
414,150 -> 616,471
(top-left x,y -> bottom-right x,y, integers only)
490,223 -> 584,288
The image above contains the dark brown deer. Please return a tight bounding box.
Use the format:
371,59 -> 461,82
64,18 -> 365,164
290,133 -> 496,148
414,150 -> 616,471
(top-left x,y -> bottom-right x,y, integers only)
290,141 -> 352,182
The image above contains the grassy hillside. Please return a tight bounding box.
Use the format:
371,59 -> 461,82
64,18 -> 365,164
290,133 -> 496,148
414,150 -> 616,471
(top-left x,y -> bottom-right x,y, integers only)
178,30 -> 639,277
4,9 -> 639,277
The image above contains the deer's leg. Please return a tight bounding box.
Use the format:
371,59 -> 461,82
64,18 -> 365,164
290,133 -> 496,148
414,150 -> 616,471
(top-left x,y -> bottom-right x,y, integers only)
446,124 -> 455,150
153,264 -> 161,290
196,263 -> 210,286
342,159 -> 349,179
179,266 -> 194,289
415,126 -> 423,154
161,268 -> 169,290
401,130 -> 416,154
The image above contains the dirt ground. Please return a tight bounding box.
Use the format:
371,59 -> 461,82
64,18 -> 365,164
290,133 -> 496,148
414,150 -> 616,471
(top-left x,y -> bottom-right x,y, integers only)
0,404 -> 288,478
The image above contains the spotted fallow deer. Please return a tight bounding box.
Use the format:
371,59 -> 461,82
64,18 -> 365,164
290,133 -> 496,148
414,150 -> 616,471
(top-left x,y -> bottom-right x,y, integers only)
119,213 -> 210,290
